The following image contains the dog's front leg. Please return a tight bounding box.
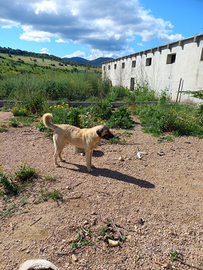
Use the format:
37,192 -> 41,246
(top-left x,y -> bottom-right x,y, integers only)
90,150 -> 95,169
85,150 -> 93,172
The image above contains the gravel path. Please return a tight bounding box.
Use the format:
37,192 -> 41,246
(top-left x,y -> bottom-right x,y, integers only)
0,112 -> 203,270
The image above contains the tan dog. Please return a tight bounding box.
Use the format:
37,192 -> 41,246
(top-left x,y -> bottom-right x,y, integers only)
43,113 -> 114,172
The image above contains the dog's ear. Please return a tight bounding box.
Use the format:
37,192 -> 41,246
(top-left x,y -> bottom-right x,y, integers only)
96,127 -> 103,137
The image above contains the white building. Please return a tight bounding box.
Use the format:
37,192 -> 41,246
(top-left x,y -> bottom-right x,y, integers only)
102,34 -> 203,104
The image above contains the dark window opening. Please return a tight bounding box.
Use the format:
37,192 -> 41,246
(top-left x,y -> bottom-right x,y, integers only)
201,48 -> 203,61
114,64 -> 117,69
122,62 -> 125,69
103,66 -> 106,71
132,61 -> 136,68
166,53 -> 176,64
146,58 -> 152,66
108,65 -> 110,70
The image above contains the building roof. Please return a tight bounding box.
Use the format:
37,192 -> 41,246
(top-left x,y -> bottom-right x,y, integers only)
102,33 -> 203,64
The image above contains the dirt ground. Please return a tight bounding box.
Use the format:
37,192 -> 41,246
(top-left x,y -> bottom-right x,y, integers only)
0,111 -> 203,270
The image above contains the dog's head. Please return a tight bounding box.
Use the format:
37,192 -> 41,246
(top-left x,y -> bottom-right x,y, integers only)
96,125 -> 114,140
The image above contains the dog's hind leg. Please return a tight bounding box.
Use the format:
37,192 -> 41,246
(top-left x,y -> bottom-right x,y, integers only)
53,134 -> 66,166
58,141 -> 67,162
53,140 -> 60,166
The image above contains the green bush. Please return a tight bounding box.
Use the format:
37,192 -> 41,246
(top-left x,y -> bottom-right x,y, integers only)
108,86 -> 130,101
67,107 -> 81,127
107,107 -> 134,129
132,82 -> 157,102
86,100 -> 113,121
134,99 -> 203,137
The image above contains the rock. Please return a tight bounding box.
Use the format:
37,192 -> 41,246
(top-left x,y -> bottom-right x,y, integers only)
72,254 -> 78,262
19,259 -> 58,270
108,239 -> 119,247
118,156 -> 124,161
138,217 -> 144,225
157,152 -> 165,156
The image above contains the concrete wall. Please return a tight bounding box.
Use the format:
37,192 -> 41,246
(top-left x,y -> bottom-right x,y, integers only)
102,34 -> 203,104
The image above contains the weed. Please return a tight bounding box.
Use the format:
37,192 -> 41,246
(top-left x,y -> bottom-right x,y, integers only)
0,125 -> 8,132
9,117 -> 19,127
44,175 -> 57,182
16,116 -> 36,126
170,249 -> 180,261
39,188 -> 63,202
109,133 -> 126,145
14,163 -> 37,183
158,136 -> 174,142
68,229 -> 92,249
0,173 -> 18,195
0,164 -> 38,217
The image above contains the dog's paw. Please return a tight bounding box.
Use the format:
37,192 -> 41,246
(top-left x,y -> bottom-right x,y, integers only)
56,164 -> 61,168
87,167 -> 94,173
91,164 -> 95,168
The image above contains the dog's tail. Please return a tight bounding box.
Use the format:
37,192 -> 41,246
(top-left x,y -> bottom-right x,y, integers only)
42,113 -> 57,131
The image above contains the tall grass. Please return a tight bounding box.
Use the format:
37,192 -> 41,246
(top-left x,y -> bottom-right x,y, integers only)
0,71 -> 110,102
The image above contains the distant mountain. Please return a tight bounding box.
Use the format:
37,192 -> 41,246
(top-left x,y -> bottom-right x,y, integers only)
62,57 -> 113,67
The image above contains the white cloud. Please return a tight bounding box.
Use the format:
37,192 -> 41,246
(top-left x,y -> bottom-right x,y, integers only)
63,51 -> 86,58
20,26 -> 52,42
87,49 -> 119,60
32,1 -> 58,15
41,48 -> 49,54
137,42 -> 144,46
56,39 -> 67,43
0,19 -> 19,28
0,0 -> 184,52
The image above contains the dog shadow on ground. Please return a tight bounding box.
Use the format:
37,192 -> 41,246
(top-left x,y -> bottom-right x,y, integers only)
92,150 -> 104,157
61,162 -> 155,189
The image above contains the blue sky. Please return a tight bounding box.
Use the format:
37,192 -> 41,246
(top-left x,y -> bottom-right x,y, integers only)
0,0 -> 202,60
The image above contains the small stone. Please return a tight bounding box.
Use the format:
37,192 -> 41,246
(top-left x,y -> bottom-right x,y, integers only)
118,156 -> 124,161
138,218 -> 144,225
127,235 -> 132,240
108,239 -> 119,247
72,254 -> 78,262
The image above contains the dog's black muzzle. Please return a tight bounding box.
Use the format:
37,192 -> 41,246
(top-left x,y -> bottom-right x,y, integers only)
103,132 -> 114,140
